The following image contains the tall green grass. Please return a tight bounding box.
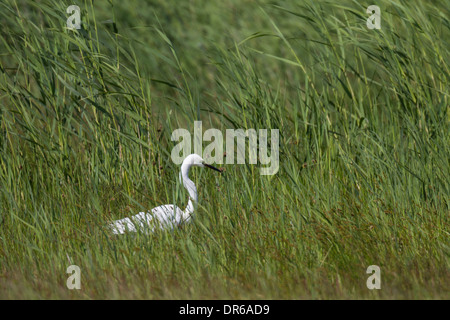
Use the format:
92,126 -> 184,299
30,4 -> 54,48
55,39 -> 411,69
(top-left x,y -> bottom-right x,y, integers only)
0,0 -> 448,298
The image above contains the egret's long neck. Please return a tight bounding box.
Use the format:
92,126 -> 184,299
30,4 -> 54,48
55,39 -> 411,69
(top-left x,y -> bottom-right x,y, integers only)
180,163 -> 197,217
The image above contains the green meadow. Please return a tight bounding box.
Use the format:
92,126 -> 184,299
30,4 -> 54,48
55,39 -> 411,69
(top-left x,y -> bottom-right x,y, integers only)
0,0 -> 448,299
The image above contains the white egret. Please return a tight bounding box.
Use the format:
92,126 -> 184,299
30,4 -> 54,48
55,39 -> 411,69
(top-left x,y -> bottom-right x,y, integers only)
109,154 -> 221,235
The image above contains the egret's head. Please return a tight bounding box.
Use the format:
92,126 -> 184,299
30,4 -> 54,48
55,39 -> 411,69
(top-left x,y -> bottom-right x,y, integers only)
184,154 -> 222,172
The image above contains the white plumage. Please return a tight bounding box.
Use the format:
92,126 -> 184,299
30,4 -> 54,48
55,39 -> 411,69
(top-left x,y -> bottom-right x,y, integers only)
109,154 -> 221,234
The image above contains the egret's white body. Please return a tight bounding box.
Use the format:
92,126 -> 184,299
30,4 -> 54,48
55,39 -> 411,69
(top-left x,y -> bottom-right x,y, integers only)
109,154 -> 220,235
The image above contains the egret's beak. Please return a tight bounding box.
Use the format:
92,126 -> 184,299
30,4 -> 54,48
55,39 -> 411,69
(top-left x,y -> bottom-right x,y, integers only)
204,163 -> 222,172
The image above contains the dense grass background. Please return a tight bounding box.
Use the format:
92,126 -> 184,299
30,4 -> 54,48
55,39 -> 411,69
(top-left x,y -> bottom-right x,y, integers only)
0,0 -> 448,299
